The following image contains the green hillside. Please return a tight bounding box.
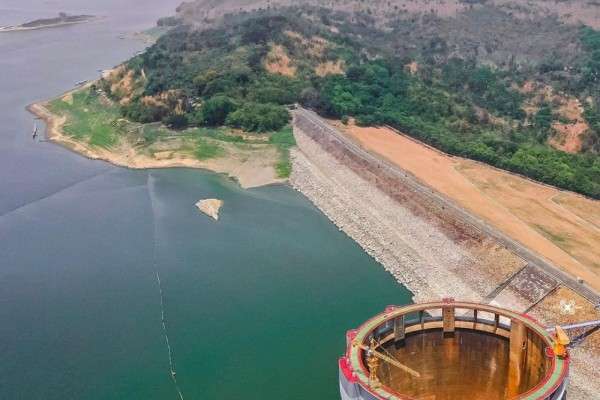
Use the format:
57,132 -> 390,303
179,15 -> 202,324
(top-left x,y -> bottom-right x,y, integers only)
99,5 -> 600,198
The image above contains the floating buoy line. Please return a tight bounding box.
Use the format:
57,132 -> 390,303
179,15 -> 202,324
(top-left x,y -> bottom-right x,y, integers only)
148,173 -> 185,400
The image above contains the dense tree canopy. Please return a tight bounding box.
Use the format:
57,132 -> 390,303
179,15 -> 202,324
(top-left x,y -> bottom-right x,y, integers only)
226,102 -> 290,132
195,96 -> 238,126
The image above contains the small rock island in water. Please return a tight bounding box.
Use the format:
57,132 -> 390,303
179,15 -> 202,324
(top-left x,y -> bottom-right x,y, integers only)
0,13 -> 96,32
195,199 -> 223,221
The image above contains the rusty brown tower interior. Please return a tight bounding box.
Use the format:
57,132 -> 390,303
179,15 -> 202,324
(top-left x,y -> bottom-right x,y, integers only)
372,328 -> 549,400
362,307 -> 553,400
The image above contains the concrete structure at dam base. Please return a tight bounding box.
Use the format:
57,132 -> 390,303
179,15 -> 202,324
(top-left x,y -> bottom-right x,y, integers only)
339,300 -> 569,400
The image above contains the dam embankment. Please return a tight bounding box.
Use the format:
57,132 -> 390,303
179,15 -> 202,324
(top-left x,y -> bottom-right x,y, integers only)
290,108 -> 600,399
292,108 -> 559,308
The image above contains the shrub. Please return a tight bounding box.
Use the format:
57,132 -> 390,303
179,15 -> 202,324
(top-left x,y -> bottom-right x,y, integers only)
122,99 -> 168,123
226,102 -> 290,132
163,113 -> 189,130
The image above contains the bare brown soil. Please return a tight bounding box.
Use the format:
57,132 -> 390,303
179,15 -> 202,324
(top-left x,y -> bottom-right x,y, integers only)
106,66 -> 139,106
336,122 -> 600,291
315,60 -> 345,77
264,44 -> 296,77
404,61 -> 419,75
521,82 -> 590,154
549,94 -> 589,153
553,192 -> 600,230
284,31 -> 328,55
548,121 -> 588,154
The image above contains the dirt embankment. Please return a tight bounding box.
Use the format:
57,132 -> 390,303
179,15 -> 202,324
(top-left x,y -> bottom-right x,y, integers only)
336,122 -> 600,291
28,96 -> 285,189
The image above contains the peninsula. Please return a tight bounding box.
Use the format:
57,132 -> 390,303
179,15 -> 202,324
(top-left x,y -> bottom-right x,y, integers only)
0,13 -> 96,32
27,73 -> 293,189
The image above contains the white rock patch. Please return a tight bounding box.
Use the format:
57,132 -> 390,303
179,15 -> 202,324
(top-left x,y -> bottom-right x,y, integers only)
196,199 -> 223,221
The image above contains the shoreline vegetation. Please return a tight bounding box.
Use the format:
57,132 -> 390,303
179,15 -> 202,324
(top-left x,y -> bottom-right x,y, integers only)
0,13 -> 97,32
91,7 -> 600,199
27,82 -> 292,189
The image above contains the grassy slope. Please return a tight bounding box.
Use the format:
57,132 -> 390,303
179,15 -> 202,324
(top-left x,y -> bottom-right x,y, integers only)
49,90 -> 121,148
269,126 -> 295,178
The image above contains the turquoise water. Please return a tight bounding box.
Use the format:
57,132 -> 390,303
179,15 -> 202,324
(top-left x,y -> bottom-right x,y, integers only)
0,2 -> 412,399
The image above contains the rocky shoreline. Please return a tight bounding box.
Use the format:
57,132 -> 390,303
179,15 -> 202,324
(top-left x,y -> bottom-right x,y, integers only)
289,122 -> 524,306
290,131 -> 443,303
290,147 -> 420,298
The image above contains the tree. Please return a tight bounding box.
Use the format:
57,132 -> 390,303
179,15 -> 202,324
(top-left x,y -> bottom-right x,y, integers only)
299,87 -> 322,109
163,113 -> 189,130
533,104 -> 553,142
196,96 -> 238,126
240,16 -> 289,45
226,102 -> 290,132
122,99 -> 168,123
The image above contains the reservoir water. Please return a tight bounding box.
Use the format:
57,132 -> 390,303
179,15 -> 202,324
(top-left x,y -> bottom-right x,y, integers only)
0,2 -> 412,399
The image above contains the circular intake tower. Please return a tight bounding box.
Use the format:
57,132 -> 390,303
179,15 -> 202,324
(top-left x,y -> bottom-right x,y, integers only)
339,300 -> 569,400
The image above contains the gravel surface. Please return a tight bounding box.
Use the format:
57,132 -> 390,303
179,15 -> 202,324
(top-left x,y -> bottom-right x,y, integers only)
292,128 -> 493,303
290,127 -> 545,311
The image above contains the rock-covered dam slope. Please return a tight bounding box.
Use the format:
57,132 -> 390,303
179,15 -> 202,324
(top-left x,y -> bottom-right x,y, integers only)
289,108 -> 600,399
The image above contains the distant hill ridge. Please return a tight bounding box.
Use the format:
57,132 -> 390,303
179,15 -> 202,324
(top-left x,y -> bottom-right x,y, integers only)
175,0 -> 600,29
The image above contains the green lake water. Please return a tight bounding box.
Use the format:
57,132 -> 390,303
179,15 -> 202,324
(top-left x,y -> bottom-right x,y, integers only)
0,2 -> 412,399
